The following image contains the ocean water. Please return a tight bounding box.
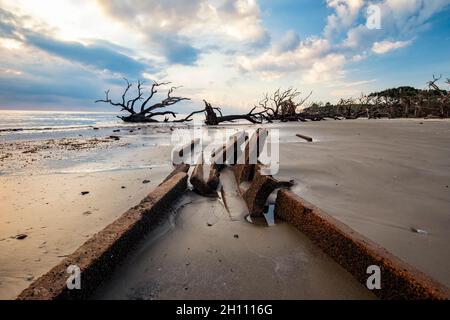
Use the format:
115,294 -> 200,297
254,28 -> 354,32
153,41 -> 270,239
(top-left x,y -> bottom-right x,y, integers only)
0,110 -> 121,131
0,110 -> 178,174
0,110 -> 195,142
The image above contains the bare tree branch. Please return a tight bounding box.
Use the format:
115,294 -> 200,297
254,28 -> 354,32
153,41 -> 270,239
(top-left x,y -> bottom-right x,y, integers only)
95,79 -> 190,122
140,81 -> 171,112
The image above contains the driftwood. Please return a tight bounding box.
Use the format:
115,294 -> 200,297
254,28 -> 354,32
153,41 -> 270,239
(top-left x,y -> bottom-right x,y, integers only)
296,133 -> 313,142
170,100 -> 266,125
202,101 -> 266,125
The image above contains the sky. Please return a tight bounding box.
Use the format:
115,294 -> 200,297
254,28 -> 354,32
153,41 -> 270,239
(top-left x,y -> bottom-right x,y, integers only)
0,0 -> 449,113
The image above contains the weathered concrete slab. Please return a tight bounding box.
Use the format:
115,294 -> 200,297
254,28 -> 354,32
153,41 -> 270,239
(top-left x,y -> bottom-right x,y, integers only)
190,153 -> 219,197
275,189 -> 450,300
243,174 -> 279,217
161,163 -> 190,184
234,128 -> 268,185
172,138 -> 200,165
206,165 -> 220,191
211,131 -> 247,170
225,131 -> 248,166
17,172 -> 188,300
242,165 -> 293,217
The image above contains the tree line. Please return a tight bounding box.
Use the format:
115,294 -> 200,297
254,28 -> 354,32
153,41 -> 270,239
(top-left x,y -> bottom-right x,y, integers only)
96,75 -> 450,124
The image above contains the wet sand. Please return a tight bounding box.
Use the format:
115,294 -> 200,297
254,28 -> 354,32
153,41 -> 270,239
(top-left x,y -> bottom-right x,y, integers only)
94,169 -> 373,300
0,127 -> 174,299
273,119 -> 450,287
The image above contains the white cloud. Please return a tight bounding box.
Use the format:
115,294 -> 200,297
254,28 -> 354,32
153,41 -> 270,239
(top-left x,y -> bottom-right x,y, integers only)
236,37 -> 333,77
302,54 -> 347,84
273,30 -> 301,54
325,0 -> 365,38
343,79 -> 376,87
1,0 -> 269,66
239,0 -> 449,80
372,40 -> 412,54
340,0 -> 450,51
1,68 -> 23,76
351,53 -> 367,62
1,0 -> 449,108
96,0 -> 269,49
0,37 -> 23,50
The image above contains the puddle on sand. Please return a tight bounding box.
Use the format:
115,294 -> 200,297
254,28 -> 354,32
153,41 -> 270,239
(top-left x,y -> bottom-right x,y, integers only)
263,204 -> 276,226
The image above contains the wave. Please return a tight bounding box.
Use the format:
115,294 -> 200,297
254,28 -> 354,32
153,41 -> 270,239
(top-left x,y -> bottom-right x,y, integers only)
0,125 -> 95,133
0,121 -> 191,134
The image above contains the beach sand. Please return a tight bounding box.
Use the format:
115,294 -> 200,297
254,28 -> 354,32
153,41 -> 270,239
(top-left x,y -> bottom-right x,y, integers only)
0,127 -> 173,299
273,119 -> 450,287
1,119 -> 449,299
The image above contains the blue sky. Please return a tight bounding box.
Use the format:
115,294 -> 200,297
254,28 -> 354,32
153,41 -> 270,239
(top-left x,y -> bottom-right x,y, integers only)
0,0 -> 449,112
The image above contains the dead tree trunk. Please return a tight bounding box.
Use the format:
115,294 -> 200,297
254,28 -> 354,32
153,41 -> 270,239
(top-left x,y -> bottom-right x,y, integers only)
256,89 -> 312,122
204,101 -> 219,125
199,101 -> 265,125
95,78 -> 191,123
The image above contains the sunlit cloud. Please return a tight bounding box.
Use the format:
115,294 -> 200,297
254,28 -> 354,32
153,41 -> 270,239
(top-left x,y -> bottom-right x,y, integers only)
372,39 -> 412,54
0,0 -> 449,109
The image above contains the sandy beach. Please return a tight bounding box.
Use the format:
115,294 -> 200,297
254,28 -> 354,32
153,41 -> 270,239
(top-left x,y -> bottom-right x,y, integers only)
0,124 -> 174,299
274,119 -> 450,287
1,118 -> 449,299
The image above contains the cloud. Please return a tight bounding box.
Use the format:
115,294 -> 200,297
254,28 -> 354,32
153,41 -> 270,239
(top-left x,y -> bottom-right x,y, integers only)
302,54 -> 346,83
327,77 -> 377,87
0,8 -> 17,38
0,0 -> 449,109
372,39 -> 412,54
25,34 -> 153,78
343,79 -> 376,87
339,0 -> 450,50
153,35 -> 200,65
0,8 -> 154,79
324,0 -> 365,38
0,7 -> 156,108
236,0 -> 449,84
273,30 -> 301,54
236,33 -> 342,83
237,37 -> 331,72
96,0 -> 270,61
0,45 -> 106,107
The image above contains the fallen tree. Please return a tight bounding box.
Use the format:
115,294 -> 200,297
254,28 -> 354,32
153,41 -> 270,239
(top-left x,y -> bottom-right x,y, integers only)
175,100 -> 267,125
95,78 -> 190,123
256,88 -> 313,122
